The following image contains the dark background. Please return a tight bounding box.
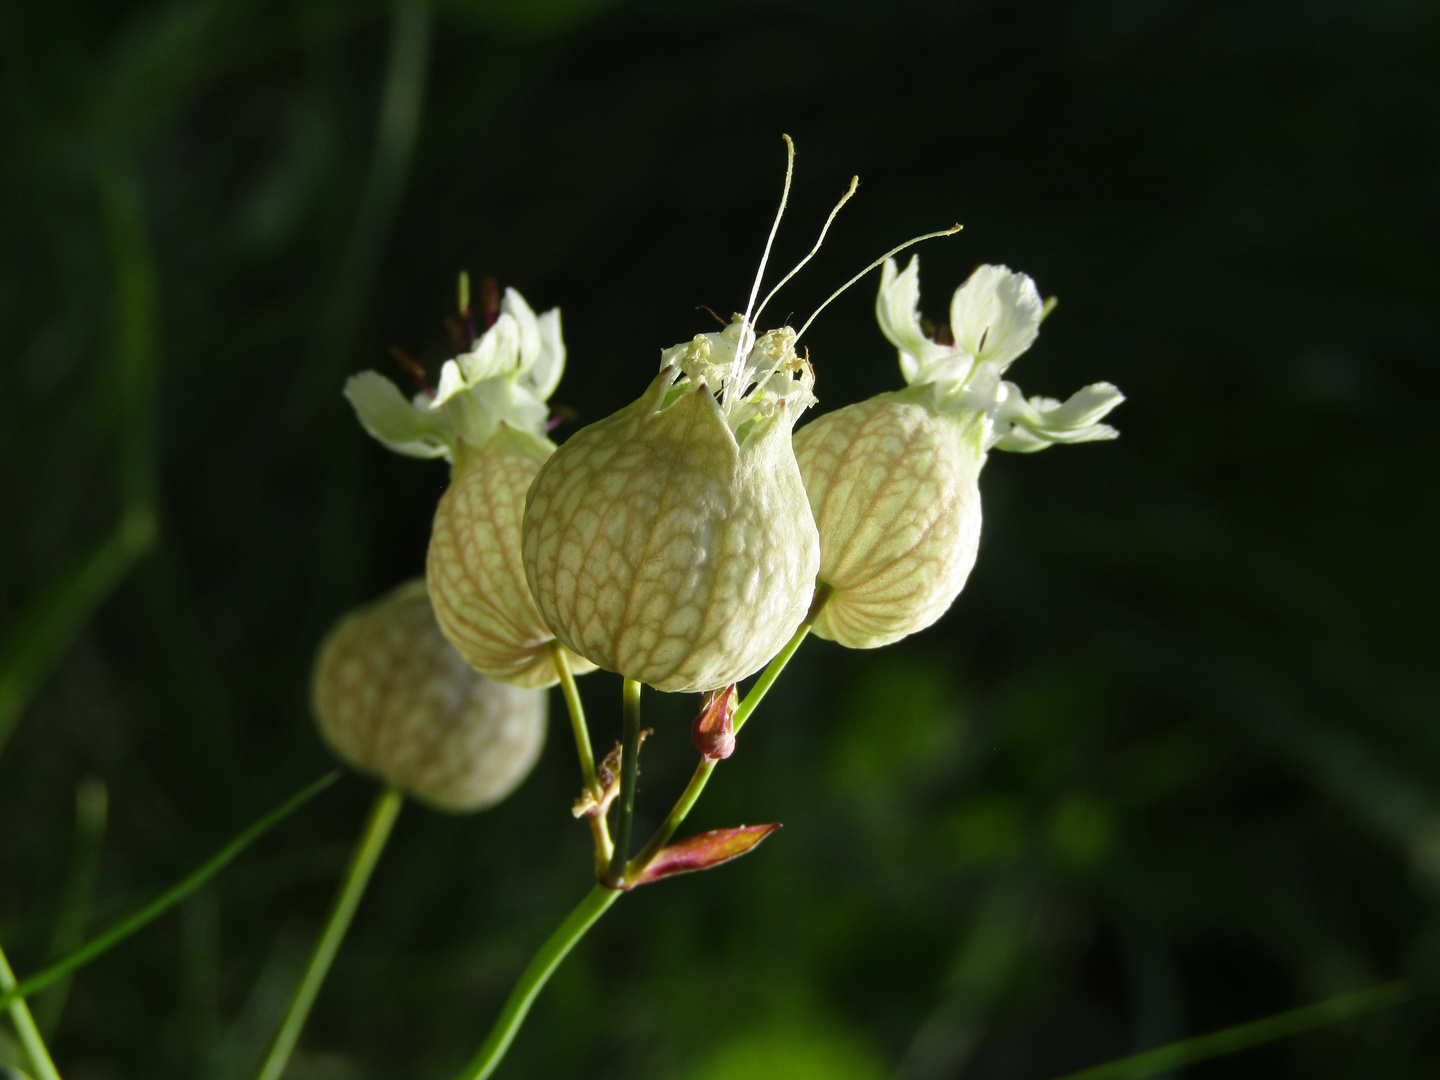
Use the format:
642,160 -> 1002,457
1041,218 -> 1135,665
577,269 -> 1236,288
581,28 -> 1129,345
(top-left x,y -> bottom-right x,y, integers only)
2,0 -> 1438,1077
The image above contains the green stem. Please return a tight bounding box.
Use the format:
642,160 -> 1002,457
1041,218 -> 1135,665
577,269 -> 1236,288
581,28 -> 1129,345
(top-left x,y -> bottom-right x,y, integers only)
626,584 -> 831,875
255,785 -> 403,1080
456,588 -> 831,1078
0,941 -> 63,1080
733,582 -> 831,734
1049,980 -> 1407,1080
607,679 -> 643,884
626,759 -> 717,879
550,642 -> 599,799
0,771 -> 339,1013
456,884 -> 620,1080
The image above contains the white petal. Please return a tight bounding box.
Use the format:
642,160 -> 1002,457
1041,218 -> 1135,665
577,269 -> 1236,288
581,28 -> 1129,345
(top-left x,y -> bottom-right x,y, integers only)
949,264 -> 1044,371
431,359 -> 467,407
501,287 -> 543,372
992,380 -> 1124,452
459,313 -> 521,384
876,255 -> 974,386
875,256 -> 934,362
344,372 -> 449,458
526,307 -> 566,402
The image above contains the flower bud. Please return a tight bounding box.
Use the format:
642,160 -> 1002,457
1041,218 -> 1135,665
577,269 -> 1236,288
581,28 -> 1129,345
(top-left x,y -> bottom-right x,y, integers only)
344,285 -> 593,688
522,318 -> 820,693
312,580 -> 545,812
794,257 -> 1124,649
691,684 -> 738,761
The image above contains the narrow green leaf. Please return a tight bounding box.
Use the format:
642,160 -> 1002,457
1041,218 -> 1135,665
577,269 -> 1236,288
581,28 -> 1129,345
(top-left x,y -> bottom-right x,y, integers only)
0,509 -> 156,757
0,771 -> 339,1012
1049,981 -> 1407,1080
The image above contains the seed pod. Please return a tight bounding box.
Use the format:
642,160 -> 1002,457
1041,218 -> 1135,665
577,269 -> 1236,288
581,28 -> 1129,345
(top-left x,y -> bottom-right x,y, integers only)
794,257 -> 1124,649
522,318 -> 820,693
313,580 -> 545,812
427,426 -> 596,688
794,392 -> 984,648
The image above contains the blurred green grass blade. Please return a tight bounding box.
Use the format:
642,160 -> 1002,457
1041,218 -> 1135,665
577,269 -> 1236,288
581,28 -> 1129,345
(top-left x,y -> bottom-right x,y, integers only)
96,155 -> 161,516
0,771 -> 339,1012
0,945 -> 61,1080
0,142 -> 164,760
0,509 -> 157,757
1049,981 -> 1407,1080
295,0 -> 432,412
33,779 -> 110,1038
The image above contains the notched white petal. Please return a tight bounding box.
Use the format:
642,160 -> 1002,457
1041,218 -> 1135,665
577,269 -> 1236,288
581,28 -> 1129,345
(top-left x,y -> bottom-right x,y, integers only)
948,263 -> 1043,370
529,308 -> 566,401
877,256 -> 970,387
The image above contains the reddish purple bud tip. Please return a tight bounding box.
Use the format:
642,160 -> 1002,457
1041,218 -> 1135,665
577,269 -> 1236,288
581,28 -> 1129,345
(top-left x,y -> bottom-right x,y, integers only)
625,823 -> 781,889
692,685 -> 737,761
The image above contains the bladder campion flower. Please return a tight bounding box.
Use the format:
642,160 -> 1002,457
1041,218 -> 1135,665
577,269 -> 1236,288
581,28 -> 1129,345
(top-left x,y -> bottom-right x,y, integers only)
521,316 -> 821,694
344,283 -> 595,688
312,580 -> 546,812
793,256 -> 1124,649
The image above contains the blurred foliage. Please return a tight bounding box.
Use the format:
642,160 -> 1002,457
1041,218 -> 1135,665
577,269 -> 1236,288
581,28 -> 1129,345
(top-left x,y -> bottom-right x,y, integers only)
2,0 -> 1438,1078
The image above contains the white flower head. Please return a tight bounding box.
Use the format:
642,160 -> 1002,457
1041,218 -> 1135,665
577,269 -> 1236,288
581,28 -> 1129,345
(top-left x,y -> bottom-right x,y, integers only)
343,286 -> 565,462
876,255 -> 1123,451
658,316 -> 817,445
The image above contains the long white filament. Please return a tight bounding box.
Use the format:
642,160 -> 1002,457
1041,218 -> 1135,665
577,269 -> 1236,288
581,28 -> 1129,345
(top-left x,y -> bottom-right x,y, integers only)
728,134 -> 796,407
753,175 -> 860,328
795,224 -> 963,343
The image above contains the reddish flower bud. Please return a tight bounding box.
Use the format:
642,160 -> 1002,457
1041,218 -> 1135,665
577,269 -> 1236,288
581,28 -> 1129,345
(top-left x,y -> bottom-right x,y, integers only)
691,684 -> 738,760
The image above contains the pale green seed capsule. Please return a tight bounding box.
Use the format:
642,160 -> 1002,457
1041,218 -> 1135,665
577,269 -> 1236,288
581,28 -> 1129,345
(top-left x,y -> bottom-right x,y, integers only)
427,425 -> 596,688
312,580 -> 545,812
522,320 -> 820,694
794,391 -> 984,649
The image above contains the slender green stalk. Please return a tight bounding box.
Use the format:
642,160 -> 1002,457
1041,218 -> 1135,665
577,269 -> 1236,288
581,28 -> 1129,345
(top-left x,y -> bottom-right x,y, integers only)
627,584 -> 832,874
0,772 -> 338,1012
733,582 -> 831,734
456,884 -> 621,1080
457,588 -> 831,1078
607,679 -> 643,884
549,642 -> 599,799
0,941 -> 63,1080
626,760 -> 717,878
256,785 -> 404,1080
1049,980 -> 1407,1080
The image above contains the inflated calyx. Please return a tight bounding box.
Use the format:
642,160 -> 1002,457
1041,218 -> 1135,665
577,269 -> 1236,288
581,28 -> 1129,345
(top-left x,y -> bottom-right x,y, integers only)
312,580 -> 546,812
344,286 -> 594,688
793,257 -> 1124,649
522,316 -> 821,693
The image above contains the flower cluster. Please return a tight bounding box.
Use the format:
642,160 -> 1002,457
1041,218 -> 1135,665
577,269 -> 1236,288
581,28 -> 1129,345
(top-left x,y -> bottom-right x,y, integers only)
334,207 -> 1121,807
